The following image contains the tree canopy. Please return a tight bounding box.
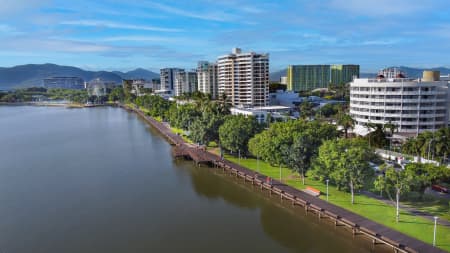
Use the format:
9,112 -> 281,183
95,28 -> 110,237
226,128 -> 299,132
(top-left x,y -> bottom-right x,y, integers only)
310,138 -> 375,204
219,115 -> 262,155
248,120 -> 338,171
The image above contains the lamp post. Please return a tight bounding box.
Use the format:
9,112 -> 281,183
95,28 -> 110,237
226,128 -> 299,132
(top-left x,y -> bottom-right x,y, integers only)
433,216 -> 438,247
238,149 -> 241,164
326,179 -> 329,201
279,164 -> 282,182
257,154 -> 260,173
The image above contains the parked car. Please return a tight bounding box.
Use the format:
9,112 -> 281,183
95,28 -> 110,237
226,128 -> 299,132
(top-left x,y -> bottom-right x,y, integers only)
431,185 -> 449,193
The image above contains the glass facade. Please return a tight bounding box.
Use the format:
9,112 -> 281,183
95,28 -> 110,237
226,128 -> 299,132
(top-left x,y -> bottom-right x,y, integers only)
287,64 -> 359,91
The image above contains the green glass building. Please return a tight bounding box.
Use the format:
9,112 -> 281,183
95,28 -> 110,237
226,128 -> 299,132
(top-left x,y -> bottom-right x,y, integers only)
287,64 -> 359,91
330,64 -> 360,86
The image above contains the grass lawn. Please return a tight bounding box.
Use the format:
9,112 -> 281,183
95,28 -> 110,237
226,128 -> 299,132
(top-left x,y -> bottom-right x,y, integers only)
170,127 -> 193,144
403,199 -> 450,222
223,154 -> 450,252
137,106 -> 162,122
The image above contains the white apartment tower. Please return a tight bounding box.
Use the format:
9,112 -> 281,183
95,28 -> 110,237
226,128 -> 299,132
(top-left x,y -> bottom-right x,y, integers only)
217,48 -> 269,107
174,70 -> 198,97
350,69 -> 449,136
197,61 -> 218,99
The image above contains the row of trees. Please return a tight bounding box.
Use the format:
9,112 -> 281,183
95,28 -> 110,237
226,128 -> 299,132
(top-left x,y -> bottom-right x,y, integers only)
123,92 -> 450,222
374,163 -> 449,221
248,120 -> 338,183
0,88 -> 90,103
134,94 -> 231,148
309,138 -> 375,204
402,127 -> 450,163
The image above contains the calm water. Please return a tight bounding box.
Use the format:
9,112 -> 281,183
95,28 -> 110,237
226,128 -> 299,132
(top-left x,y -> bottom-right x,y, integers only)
0,106 -> 389,253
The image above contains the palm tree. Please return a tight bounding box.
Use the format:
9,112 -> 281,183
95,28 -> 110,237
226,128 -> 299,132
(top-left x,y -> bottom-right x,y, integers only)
384,122 -> 398,136
434,127 -> 449,163
384,121 -> 398,150
299,101 -> 314,120
338,113 -> 355,138
404,137 -> 426,163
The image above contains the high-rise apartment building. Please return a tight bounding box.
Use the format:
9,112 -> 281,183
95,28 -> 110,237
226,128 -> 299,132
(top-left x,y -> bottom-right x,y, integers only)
174,70 -> 198,97
331,64 -> 360,85
160,68 -> 183,92
350,69 -> 449,136
197,61 -> 218,99
287,64 -> 359,91
217,48 -> 269,107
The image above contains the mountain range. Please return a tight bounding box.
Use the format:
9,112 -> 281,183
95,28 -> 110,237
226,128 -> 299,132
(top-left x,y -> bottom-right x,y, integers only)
0,64 -> 159,90
1,64 -> 449,90
270,66 -> 450,81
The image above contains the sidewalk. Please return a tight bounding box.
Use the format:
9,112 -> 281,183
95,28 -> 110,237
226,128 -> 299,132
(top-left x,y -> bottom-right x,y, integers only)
362,190 -> 450,227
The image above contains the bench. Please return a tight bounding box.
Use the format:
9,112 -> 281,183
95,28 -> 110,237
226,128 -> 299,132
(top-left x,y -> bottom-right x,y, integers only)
303,186 -> 321,197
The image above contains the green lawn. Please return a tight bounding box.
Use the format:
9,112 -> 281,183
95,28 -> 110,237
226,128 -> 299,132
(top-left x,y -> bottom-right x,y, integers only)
223,154 -> 450,252
403,199 -> 450,222
151,113 -> 449,251
137,106 -> 162,122
170,127 -> 193,144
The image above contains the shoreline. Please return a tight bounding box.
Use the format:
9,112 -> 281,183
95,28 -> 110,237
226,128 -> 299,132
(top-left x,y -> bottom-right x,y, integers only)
120,103 -> 444,253
0,102 -> 111,108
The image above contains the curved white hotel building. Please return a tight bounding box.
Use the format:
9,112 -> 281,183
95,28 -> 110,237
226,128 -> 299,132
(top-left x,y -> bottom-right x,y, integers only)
350,69 -> 449,136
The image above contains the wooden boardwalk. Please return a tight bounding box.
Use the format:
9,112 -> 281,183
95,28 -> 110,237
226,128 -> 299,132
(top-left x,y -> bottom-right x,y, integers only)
123,104 -> 445,253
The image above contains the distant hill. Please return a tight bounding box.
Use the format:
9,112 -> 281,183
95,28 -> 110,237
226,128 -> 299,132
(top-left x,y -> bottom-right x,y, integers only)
113,68 -> 159,80
270,69 -> 286,82
0,64 -> 158,90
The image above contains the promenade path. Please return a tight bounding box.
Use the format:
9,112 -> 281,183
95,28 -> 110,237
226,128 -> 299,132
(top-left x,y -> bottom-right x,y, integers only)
123,104 -> 446,253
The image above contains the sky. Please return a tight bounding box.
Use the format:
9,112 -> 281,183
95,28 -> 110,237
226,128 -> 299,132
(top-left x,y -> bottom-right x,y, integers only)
0,0 -> 449,73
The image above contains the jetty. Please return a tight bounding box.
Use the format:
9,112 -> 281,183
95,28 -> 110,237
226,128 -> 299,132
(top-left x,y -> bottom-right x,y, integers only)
122,104 -> 445,253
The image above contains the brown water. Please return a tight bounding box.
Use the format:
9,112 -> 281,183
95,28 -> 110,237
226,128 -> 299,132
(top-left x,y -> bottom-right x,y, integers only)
0,106 -> 390,253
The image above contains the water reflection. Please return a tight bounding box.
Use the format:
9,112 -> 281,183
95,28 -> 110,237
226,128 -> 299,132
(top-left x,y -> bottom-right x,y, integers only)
186,164 -> 390,253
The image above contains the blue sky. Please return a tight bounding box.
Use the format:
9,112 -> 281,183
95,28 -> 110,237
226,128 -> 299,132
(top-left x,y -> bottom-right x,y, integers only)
0,0 -> 449,72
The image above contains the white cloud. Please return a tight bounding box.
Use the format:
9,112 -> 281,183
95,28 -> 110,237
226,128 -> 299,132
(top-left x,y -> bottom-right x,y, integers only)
147,2 -> 236,22
0,0 -> 50,15
60,20 -> 182,32
0,37 -> 111,53
361,39 -> 404,46
0,24 -> 14,33
101,36 -> 177,43
329,0 -> 431,16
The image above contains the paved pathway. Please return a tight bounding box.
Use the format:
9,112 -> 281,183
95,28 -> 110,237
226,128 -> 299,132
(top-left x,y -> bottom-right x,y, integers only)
363,190 -> 450,227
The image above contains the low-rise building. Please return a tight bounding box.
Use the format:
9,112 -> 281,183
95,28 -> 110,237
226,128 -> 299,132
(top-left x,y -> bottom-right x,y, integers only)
43,77 -> 84,90
269,90 -> 345,109
127,79 -> 151,96
230,105 -> 291,123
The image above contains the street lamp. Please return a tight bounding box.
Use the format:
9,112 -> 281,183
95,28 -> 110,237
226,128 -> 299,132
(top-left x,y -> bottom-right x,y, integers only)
238,149 -> 241,164
279,164 -> 282,182
257,154 -> 260,173
433,216 -> 438,247
326,179 -> 329,201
